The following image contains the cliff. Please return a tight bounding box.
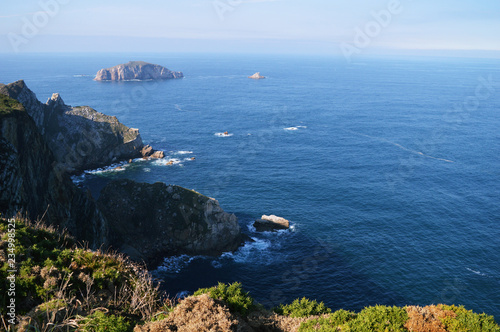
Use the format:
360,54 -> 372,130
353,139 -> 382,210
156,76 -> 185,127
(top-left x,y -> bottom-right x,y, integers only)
97,179 -> 243,265
94,61 -> 183,81
0,80 -> 148,174
0,94 -> 108,247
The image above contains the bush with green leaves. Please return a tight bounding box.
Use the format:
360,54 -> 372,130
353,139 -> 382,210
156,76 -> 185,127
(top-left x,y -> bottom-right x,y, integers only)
79,311 -> 132,332
299,309 -> 356,331
439,305 -> 500,332
275,297 -> 332,318
0,218 -> 159,320
299,305 -> 408,332
194,282 -> 256,316
346,305 -> 409,332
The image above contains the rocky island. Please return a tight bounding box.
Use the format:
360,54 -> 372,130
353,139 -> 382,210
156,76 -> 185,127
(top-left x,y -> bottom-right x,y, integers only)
248,72 -> 266,79
94,61 -> 183,81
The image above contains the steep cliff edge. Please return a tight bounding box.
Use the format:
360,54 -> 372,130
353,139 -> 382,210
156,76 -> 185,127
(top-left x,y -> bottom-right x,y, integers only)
97,179 -> 244,266
0,94 -> 108,247
94,61 -> 183,81
0,80 -> 156,174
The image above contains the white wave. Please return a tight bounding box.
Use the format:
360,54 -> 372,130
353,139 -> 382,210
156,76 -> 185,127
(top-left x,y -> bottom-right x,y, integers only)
143,167 -> 151,172
221,237 -> 275,265
71,175 -> 84,184
215,132 -> 233,137
175,150 -> 193,155
153,158 -> 182,166
157,255 -> 197,274
466,267 -> 487,277
285,125 -> 306,131
344,129 -> 455,163
83,162 -> 129,175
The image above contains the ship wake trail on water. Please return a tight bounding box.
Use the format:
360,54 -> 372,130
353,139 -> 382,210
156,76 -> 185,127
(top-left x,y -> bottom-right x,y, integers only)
344,129 -> 454,163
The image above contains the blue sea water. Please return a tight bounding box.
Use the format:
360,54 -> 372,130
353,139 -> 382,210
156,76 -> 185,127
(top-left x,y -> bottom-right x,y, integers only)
1,53 -> 499,318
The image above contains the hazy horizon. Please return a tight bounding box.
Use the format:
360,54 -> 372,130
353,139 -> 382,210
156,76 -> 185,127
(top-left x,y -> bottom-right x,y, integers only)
1,0 -> 500,58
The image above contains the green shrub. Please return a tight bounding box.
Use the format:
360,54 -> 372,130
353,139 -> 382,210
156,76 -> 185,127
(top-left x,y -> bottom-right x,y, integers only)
346,305 -> 409,332
0,218 -> 142,315
439,305 -> 500,332
299,309 -> 357,331
194,282 -> 256,316
275,297 -> 332,318
79,311 -> 132,332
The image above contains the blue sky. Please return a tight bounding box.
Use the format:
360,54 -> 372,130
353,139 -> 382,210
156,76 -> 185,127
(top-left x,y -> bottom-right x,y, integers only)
1,0 -> 499,55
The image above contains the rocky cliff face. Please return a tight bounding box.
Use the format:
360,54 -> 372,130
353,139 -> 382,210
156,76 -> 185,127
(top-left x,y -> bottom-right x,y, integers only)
0,94 -> 108,247
94,61 -> 183,81
0,80 -> 147,174
97,179 -> 243,266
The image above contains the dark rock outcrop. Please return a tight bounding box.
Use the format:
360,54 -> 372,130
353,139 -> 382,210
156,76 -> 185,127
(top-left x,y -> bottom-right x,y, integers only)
0,94 -> 108,247
0,80 -> 161,174
94,61 -> 183,81
97,179 -> 243,266
140,144 -> 165,159
254,215 -> 289,232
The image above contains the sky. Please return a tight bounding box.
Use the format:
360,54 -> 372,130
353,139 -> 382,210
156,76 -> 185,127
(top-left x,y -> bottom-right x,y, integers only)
1,0 -> 499,56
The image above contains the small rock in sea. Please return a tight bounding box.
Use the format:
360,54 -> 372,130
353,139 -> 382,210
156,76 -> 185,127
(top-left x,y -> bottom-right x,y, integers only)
248,72 -> 266,79
254,214 -> 289,232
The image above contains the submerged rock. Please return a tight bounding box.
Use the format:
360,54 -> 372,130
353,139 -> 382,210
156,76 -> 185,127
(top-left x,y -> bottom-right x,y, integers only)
97,179 -> 244,266
94,61 -> 183,81
248,72 -> 265,79
254,214 -> 289,232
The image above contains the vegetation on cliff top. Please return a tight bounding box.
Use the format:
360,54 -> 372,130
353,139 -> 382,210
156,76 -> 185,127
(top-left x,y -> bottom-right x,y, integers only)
0,94 -> 24,117
1,217 -> 498,331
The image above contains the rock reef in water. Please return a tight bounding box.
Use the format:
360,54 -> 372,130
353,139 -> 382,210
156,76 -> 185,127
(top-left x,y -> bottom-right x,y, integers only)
0,80 -> 163,174
97,179 -> 244,266
254,214 -> 289,232
94,61 -> 183,81
248,72 -> 265,79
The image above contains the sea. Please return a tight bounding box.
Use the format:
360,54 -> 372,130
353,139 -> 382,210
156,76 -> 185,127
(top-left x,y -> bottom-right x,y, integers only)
1,52 -> 499,319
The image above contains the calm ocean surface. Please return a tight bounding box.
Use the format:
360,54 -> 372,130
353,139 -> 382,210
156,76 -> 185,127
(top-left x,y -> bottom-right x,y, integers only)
1,53 -> 499,318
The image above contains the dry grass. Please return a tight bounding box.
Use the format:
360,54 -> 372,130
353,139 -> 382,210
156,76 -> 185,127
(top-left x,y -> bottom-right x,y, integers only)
135,294 -> 238,332
246,312 -> 307,332
1,216 -> 164,331
405,305 -> 457,332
